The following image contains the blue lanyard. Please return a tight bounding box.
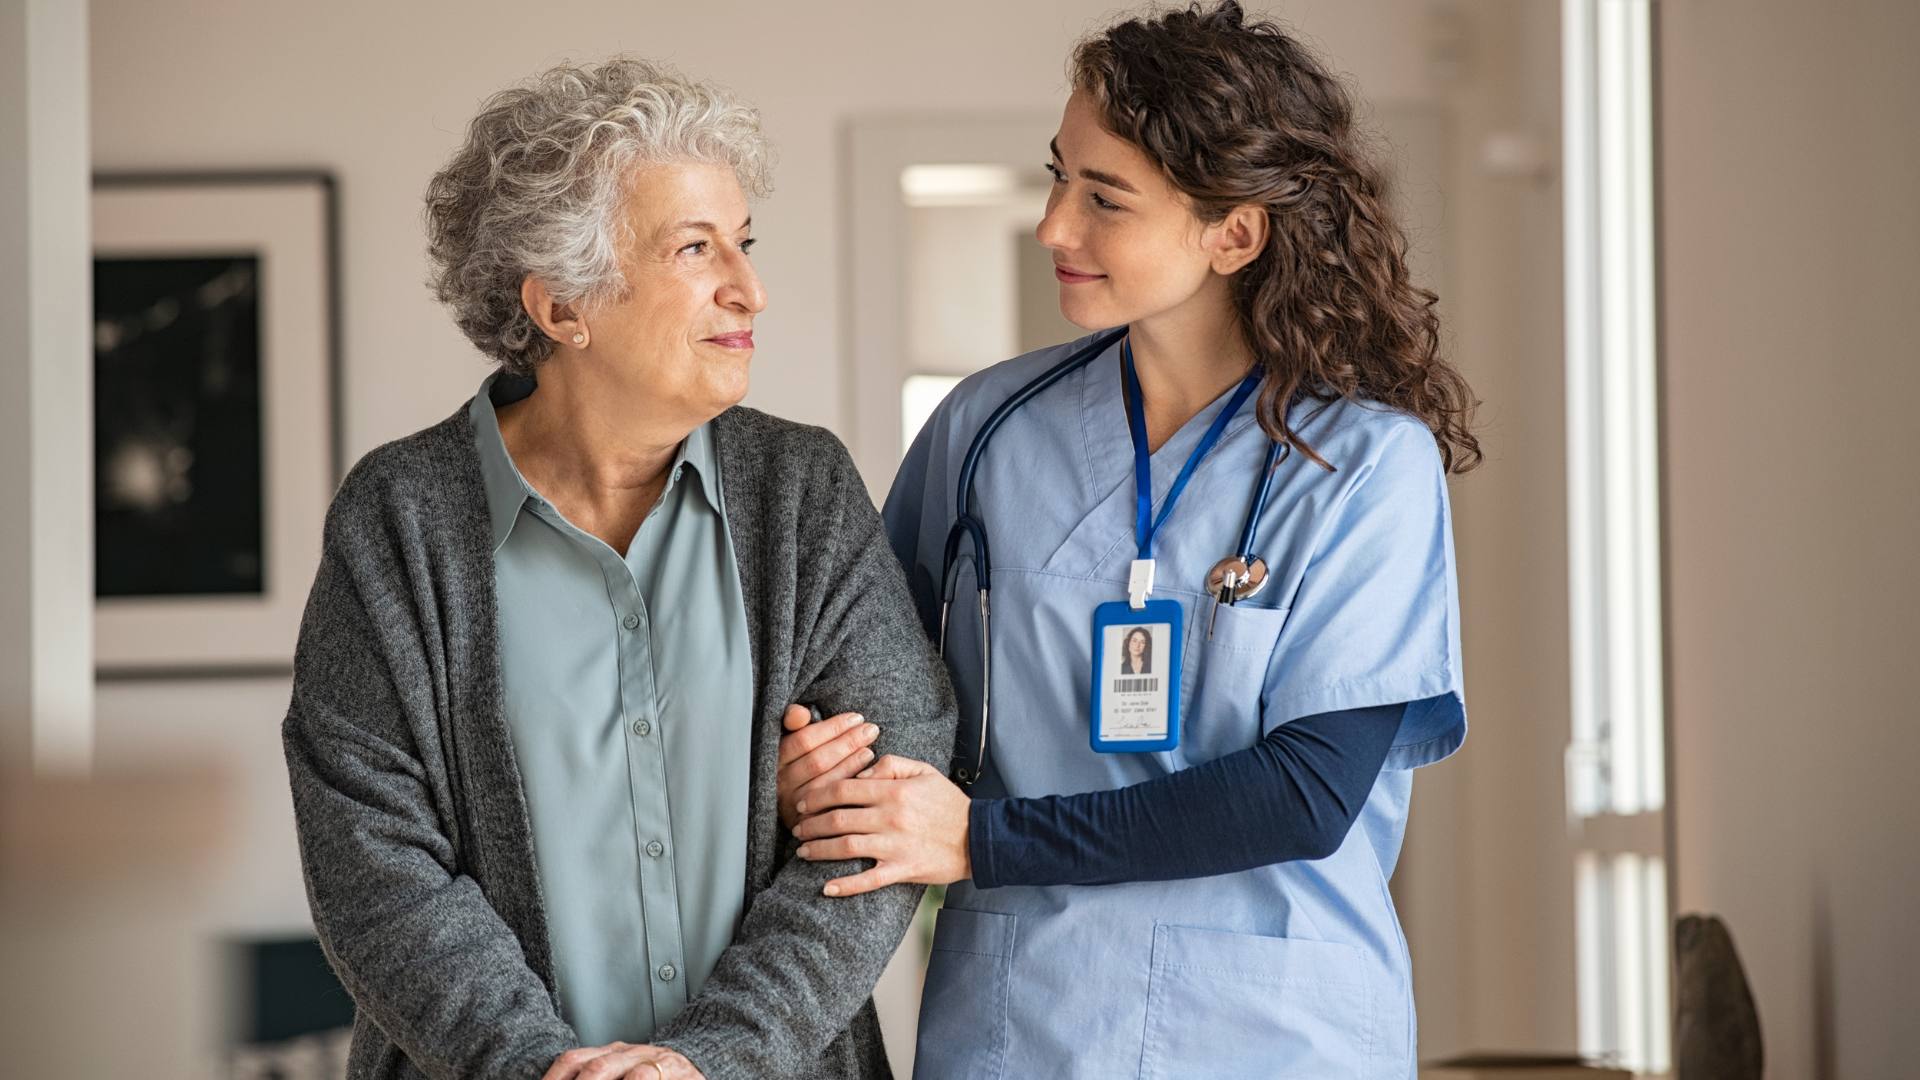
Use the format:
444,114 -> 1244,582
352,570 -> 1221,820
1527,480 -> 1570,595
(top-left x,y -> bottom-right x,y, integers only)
1120,338 -> 1262,563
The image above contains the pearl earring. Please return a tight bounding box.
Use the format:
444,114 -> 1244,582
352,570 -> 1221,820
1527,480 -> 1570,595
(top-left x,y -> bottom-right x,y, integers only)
572,332 -> 586,345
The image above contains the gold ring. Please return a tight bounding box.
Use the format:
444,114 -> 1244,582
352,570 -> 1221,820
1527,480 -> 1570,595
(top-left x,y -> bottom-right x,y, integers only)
641,1059 -> 666,1080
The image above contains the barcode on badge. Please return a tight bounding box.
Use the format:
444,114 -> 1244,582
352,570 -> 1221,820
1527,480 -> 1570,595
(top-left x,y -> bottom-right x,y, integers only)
1112,677 -> 1159,694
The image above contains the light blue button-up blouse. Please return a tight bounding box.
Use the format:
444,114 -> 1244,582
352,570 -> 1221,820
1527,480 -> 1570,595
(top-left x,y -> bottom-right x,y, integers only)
470,373 -> 753,1046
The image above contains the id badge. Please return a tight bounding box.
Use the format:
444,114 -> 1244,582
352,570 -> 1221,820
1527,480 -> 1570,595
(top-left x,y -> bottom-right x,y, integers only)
1089,598 -> 1183,753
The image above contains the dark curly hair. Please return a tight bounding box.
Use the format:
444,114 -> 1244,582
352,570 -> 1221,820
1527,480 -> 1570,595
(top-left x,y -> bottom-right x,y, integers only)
1071,1 -> 1481,472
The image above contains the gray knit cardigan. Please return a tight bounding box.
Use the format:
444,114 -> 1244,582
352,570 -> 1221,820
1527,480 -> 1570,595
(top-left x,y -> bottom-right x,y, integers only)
282,401 -> 958,1079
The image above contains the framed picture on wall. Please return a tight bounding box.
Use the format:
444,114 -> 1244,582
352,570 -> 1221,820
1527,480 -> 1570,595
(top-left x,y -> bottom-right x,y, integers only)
92,171 -> 341,678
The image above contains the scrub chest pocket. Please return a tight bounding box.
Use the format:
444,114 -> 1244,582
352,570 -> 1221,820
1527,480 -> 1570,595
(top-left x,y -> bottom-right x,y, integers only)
1175,599 -> 1289,767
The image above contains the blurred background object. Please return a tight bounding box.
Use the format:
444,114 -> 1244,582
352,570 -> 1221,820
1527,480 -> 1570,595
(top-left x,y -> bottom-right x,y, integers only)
2,0 -> 1914,1077
223,936 -> 355,1078
1422,1053 -> 1633,1080
1673,914 -> 1763,1080
90,172 -> 339,678
0,765 -> 232,1078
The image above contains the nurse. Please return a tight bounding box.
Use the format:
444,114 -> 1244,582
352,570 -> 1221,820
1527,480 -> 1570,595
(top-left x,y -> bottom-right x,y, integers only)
780,3 -> 1480,1076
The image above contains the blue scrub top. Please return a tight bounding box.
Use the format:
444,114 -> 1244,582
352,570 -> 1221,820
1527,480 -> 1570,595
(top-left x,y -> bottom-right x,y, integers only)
886,333 -> 1466,1080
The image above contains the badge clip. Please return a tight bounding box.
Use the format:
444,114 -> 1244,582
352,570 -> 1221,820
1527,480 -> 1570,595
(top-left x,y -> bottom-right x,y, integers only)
1128,558 -> 1155,610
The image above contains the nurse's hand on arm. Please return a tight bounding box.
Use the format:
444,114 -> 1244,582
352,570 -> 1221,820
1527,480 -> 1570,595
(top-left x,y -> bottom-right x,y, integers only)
786,752 -> 974,897
780,703 -> 1404,896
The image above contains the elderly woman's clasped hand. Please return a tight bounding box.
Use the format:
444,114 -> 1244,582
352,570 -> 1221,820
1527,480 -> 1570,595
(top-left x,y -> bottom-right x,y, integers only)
541,1043 -> 701,1080
777,706 -> 973,897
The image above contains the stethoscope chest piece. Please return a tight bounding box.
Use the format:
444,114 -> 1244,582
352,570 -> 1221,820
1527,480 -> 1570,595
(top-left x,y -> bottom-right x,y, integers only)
1206,555 -> 1270,604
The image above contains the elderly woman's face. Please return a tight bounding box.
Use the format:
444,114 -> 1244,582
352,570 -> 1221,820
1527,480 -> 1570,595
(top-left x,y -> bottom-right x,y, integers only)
587,161 -> 766,422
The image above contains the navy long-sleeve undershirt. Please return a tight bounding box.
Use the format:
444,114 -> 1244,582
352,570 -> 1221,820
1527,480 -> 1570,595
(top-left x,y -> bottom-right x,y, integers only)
967,702 -> 1405,889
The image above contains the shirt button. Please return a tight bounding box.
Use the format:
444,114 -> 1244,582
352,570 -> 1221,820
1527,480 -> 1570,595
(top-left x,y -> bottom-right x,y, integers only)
657,964 -> 677,982
646,840 -> 665,858
622,613 -> 640,630
631,718 -> 652,737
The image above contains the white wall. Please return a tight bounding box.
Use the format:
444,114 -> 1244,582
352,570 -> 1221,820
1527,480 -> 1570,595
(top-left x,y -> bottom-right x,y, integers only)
95,676 -> 313,933
1,0 -> 93,771
1660,2 -> 1920,1077
88,0 -> 1580,1065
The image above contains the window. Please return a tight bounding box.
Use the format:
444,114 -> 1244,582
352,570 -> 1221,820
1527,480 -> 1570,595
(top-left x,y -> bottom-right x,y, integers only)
901,374 -> 964,457
893,161 -> 1067,465
1562,0 -> 1670,1072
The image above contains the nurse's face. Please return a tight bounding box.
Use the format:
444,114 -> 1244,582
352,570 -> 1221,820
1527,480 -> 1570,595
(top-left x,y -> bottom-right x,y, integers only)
1035,92 -> 1219,331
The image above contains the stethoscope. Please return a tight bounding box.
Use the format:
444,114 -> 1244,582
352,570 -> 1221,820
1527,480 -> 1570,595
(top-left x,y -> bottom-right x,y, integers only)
938,327 -> 1288,785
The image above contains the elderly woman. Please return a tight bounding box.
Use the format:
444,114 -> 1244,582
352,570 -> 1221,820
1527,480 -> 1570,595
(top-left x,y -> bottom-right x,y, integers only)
282,58 -> 955,1080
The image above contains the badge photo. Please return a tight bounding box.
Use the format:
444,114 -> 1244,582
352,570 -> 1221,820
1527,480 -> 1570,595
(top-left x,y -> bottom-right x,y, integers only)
1089,597 -> 1183,753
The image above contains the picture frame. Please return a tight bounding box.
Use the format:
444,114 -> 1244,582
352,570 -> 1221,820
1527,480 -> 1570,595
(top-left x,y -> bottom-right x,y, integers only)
91,171 -> 341,678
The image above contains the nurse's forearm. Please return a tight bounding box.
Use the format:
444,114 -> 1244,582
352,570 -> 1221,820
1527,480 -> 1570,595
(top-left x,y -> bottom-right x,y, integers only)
967,702 -> 1404,888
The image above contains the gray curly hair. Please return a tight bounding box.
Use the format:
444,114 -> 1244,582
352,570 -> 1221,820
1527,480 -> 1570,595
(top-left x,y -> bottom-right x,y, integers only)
425,57 -> 774,374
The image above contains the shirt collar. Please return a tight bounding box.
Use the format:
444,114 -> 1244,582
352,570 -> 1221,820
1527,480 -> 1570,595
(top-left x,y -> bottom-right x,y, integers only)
676,415 -> 723,514
469,371 -> 723,553
470,372 -> 537,552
